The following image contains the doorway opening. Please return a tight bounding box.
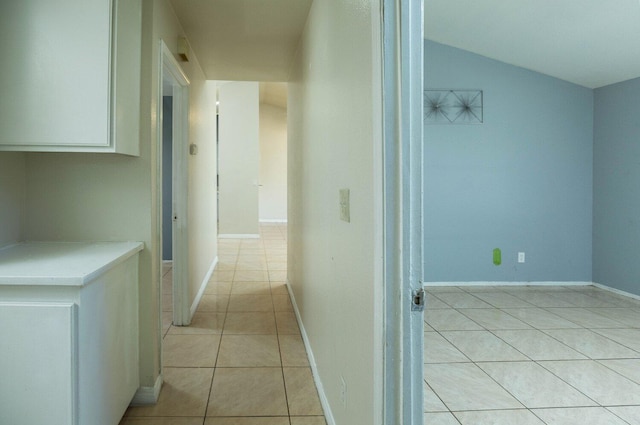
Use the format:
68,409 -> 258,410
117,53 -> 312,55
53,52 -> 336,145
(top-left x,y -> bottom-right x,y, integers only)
159,40 -> 190,328
216,81 -> 288,238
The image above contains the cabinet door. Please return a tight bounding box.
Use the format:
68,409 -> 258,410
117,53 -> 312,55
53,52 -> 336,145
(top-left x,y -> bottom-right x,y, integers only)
0,302 -> 78,425
0,0 -> 141,155
0,0 -> 112,148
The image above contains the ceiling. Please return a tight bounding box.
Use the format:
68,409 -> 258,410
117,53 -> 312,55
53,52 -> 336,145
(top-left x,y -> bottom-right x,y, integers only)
169,1 -> 640,89
260,82 -> 288,109
425,0 -> 640,88
170,0 -> 312,82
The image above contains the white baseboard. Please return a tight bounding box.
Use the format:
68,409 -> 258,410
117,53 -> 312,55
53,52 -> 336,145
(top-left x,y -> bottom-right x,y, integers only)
130,374 -> 163,406
424,281 -> 592,287
286,279 -> 336,425
218,234 -> 260,239
424,281 -> 640,301
190,256 -> 218,318
259,219 -> 288,223
593,282 -> 640,301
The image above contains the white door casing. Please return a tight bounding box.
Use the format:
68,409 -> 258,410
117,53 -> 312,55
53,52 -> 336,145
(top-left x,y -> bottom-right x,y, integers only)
159,40 -> 190,327
382,0 -> 425,423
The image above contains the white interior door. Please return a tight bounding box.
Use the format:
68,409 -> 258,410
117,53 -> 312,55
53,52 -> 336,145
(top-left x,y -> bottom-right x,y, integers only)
382,0 -> 424,423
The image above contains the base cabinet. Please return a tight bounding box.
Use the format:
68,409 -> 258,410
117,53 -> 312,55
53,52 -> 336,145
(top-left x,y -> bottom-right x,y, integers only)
0,242 -> 142,425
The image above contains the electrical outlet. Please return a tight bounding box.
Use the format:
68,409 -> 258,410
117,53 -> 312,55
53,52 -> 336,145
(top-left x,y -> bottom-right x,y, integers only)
340,375 -> 347,408
339,189 -> 350,222
518,252 -> 525,263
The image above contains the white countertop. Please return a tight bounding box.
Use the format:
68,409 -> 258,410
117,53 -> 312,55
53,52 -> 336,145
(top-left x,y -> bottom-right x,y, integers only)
0,241 -> 144,286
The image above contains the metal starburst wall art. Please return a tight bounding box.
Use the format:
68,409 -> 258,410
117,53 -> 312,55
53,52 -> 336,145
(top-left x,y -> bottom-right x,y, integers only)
424,90 -> 483,124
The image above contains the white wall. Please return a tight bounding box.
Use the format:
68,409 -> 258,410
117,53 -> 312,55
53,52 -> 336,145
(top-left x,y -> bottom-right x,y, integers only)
287,0 -> 383,424
0,152 -> 26,247
218,81 -> 260,236
259,103 -> 287,222
23,0 -> 218,392
187,78 -> 218,304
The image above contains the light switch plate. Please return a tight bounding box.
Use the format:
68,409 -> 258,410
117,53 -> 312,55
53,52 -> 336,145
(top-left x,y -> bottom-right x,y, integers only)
339,189 -> 350,222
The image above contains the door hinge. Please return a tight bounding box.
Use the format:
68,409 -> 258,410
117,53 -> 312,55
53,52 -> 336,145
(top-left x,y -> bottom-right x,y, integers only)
411,287 -> 425,312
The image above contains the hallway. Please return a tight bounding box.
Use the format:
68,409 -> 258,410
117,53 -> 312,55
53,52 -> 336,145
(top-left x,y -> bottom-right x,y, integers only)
120,224 -> 326,425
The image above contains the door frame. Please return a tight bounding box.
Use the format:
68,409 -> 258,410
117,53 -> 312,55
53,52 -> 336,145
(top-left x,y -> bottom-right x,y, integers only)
381,0 -> 424,423
158,40 -> 191,327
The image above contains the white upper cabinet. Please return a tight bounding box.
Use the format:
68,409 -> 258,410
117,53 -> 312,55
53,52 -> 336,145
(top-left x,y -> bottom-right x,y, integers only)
0,0 -> 141,155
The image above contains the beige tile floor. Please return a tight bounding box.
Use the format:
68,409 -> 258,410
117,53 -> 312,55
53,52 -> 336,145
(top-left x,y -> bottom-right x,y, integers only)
424,285 -> 640,425
120,224 -> 326,425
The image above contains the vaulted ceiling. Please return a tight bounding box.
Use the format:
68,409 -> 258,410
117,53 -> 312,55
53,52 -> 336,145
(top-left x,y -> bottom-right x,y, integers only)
425,0 -> 640,88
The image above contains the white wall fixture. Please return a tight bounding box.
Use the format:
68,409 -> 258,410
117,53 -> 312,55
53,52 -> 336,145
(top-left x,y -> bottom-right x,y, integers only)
339,189 -> 350,222
177,37 -> 191,62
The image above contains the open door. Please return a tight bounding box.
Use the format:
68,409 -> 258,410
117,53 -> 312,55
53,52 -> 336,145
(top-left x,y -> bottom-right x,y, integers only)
382,0 -> 424,423
159,40 -> 191,327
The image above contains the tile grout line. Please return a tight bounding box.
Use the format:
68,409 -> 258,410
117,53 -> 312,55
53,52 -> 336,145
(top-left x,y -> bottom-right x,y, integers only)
266,238 -> 294,423
424,285 -> 640,424
133,226 -> 320,425
202,285 -> 227,421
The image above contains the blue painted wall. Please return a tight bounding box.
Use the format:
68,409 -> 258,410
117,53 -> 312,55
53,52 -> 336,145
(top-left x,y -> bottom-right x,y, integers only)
423,40 -> 593,282
593,78 -> 640,295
